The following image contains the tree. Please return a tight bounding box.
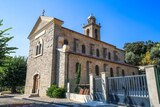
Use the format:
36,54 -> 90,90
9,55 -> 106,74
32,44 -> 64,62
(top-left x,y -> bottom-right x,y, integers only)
150,46 -> 160,65
146,40 -> 154,52
124,41 -> 146,55
124,41 -> 159,66
1,56 -> 27,93
125,52 -> 137,65
0,20 -> 17,66
74,63 -> 81,93
141,51 -> 155,65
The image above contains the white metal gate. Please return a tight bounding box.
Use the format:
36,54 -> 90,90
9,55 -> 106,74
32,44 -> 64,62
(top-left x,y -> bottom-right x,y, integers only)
108,75 -> 150,107
108,75 -> 148,97
94,77 -> 104,102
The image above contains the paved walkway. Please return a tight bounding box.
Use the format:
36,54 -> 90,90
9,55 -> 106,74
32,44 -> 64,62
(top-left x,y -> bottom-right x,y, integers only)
0,94 -> 123,107
0,94 -> 80,107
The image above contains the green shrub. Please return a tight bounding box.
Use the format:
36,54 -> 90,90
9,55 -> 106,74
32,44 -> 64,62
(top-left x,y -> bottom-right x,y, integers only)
46,84 -> 66,98
52,88 -> 66,98
46,84 -> 57,97
16,86 -> 24,94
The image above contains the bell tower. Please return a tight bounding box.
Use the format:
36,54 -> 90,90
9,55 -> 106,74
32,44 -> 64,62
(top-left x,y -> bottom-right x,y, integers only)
83,14 -> 101,40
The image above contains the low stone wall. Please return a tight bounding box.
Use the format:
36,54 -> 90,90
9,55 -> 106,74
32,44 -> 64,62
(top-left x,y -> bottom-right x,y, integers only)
66,93 -> 92,103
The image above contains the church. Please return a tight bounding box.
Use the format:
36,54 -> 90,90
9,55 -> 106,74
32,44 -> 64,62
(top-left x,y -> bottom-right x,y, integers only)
25,15 -> 138,97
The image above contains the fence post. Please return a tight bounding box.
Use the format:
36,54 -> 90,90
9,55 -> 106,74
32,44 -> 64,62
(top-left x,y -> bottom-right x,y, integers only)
89,73 -> 94,101
67,82 -> 70,93
101,72 -> 107,103
66,82 -> 70,99
145,65 -> 160,107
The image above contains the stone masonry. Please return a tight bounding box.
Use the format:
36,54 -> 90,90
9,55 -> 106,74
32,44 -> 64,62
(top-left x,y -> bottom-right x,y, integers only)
25,15 -> 138,96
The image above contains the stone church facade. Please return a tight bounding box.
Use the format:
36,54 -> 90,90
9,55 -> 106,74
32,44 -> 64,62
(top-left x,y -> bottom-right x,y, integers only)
25,15 -> 138,97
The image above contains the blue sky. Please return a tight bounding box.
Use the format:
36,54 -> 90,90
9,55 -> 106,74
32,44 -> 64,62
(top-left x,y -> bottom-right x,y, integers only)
0,0 -> 160,56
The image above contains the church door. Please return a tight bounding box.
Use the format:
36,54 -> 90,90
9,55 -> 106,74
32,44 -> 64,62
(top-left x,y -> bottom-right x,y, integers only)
33,74 -> 39,93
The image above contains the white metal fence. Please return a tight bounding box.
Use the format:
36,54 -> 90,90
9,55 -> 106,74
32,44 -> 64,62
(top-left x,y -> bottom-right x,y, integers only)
108,75 -> 148,97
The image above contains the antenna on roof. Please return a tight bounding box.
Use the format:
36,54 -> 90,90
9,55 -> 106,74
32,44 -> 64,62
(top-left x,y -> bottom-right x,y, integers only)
42,9 -> 45,16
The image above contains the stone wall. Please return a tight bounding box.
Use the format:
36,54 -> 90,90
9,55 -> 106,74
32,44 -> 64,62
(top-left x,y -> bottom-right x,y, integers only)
68,53 -> 138,92
25,17 -> 63,97
66,93 -> 92,103
61,27 -> 124,63
56,50 -> 68,88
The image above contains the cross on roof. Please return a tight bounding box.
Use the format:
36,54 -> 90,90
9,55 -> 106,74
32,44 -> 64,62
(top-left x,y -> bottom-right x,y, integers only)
42,9 -> 45,16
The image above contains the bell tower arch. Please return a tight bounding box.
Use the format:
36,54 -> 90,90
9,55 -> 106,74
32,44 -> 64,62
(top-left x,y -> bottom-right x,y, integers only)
83,14 -> 101,40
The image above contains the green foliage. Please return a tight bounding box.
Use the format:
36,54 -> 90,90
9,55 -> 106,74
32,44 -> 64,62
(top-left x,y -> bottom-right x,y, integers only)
150,46 -> 160,65
141,51 -> 154,65
74,63 -> 81,93
125,52 -> 136,65
0,20 -> 17,66
46,84 -> 66,98
0,56 -> 27,93
0,86 -> 10,92
150,47 -> 160,59
52,88 -> 66,98
124,41 -> 160,66
46,84 -> 57,97
124,41 -> 146,55
146,40 -> 154,52
16,86 -> 25,94
76,63 -> 81,84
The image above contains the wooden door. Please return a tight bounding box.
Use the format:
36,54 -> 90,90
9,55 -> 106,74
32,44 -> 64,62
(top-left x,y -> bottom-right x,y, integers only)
33,74 -> 39,93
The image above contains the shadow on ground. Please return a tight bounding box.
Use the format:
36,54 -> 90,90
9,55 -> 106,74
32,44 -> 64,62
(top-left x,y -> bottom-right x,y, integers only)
0,95 -> 14,98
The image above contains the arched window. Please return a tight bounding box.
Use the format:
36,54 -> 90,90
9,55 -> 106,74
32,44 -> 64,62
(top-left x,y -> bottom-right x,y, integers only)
108,52 -> 111,60
36,45 -> 39,55
64,39 -> 68,45
36,40 -> 43,56
87,29 -> 90,36
96,49 -> 99,57
76,63 -> 79,72
82,45 -> 86,54
110,68 -> 114,77
132,72 -> 135,75
95,65 -> 99,76
39,43 -> 42,54
122,69 -> 125,76
95,29 -> 98,39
